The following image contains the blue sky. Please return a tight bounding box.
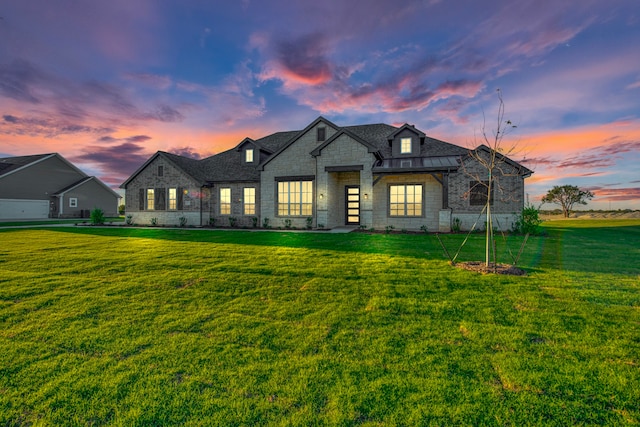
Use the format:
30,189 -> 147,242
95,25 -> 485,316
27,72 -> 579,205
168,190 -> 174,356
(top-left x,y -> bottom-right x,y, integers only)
1,0 -> 639,208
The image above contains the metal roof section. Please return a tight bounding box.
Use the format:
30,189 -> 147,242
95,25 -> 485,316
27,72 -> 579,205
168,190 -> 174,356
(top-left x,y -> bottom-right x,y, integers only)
373,156 -> 460,174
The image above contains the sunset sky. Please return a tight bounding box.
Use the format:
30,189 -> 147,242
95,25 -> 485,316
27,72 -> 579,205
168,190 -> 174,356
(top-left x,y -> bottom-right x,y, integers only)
1,0 -> 639,209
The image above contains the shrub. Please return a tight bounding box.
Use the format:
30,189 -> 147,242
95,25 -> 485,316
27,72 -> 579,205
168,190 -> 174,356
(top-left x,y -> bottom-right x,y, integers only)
90,208 -> 105,225
385,225 -> 395,234
513,204 -> 543,235
125,214 -> 133,225
150,217 -> 158,226
251,217 -> 258,228
306,217 -> 313,230
283,219 -> 292,229
420,225 -> 428,234
452,217 -> 461,233
118,204 -> 125,215
179,216 -> 187,227
209,217 -> 216,227
228,217 -> 237,227
317,223 -> 325,229
262,217 -> 270,229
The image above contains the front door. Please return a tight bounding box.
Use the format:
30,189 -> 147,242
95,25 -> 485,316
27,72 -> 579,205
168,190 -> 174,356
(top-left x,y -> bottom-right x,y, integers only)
345,186 -> 360,225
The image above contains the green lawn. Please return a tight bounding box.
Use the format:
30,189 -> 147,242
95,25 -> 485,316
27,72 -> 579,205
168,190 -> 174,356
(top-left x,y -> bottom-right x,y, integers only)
0,221 -> 638,425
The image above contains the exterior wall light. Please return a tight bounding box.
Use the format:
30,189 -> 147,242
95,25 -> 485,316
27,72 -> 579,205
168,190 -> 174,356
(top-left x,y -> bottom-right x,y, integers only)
319,194 -> 324,199
364,193 -> 369,199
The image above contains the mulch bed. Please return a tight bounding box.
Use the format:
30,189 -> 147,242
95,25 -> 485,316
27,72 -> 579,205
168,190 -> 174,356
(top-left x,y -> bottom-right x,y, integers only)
453,261 -> 526,276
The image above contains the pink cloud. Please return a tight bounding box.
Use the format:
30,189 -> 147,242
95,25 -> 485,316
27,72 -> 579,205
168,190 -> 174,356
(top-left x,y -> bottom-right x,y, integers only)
583,186 -> 640,202
627,80 -> 640,90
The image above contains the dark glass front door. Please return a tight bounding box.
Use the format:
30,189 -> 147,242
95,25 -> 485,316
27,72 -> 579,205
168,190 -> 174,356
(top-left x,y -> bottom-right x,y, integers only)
345,186 -> 360,225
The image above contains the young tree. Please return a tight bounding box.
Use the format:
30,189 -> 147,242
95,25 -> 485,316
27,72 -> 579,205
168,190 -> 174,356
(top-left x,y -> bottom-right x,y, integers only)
462,89 -> 522,267
541,185 -> 595,218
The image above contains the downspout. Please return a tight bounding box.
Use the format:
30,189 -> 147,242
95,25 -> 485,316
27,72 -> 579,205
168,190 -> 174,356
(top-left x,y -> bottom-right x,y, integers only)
59,194 -> 64,218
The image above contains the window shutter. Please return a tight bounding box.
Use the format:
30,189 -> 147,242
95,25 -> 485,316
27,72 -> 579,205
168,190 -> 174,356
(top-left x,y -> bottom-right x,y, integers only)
139,188 -> 145,210
156,188 -> 166,210
177,188 -> 184,210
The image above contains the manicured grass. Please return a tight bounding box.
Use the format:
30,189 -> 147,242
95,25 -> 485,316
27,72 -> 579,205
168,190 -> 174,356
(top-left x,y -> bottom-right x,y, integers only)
0,221 -> 638,425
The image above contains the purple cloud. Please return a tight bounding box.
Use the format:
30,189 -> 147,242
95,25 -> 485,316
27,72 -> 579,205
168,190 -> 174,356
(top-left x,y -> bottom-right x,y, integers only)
0,60 -> 185,133
0,59 -> 46,103
169,147 -> 204,159
583,186 -> 640,202
72,140 -> 152,179
0,113 -> 114,137
275,33 -> 333,85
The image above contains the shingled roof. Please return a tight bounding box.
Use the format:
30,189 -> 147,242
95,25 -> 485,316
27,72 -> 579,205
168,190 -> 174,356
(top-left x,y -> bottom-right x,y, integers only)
123,118 -> 505,188
0,154 -> 54,177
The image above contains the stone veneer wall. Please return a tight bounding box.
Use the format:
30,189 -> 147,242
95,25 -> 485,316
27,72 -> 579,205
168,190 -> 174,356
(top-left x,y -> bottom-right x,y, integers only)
447,156 -> 525,231
315,134 -> 376,229
208,182 -> 260,228
124,156 -> 207,226
261,122 -> 339,229
372,174 -> 442,231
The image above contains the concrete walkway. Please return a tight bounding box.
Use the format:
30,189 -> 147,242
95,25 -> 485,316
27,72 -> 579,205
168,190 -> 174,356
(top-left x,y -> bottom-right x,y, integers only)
327,226 -> 358,233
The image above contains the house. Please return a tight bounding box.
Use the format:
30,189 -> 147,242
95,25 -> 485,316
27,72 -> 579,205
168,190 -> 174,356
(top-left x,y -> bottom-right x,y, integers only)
0,153 -> 121,220
120,117 -> 532,231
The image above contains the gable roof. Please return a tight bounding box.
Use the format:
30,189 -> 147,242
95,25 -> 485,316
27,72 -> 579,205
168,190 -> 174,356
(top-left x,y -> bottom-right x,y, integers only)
121,117 -> 533,188
260,116 -> 340,170
53,176 -> 121,198
469,145 -> 534,177
0,154 -> 55,177
386,123 -> 426,142
120,151 -> 206,188
0,153 -> 88,179
310,127 -> 384,158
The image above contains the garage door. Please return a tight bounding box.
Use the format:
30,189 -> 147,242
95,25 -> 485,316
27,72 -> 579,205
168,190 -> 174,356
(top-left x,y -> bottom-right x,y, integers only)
0,199 -> 50,220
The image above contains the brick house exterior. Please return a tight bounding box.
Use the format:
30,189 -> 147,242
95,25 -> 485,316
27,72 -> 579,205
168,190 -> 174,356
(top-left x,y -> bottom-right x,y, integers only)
121,117 -> 532,231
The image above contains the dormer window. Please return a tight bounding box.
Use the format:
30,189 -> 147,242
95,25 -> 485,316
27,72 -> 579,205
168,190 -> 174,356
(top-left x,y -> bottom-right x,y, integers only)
245,148 -> 254,163
317,127 -> 326,142
400,137 -> 412,154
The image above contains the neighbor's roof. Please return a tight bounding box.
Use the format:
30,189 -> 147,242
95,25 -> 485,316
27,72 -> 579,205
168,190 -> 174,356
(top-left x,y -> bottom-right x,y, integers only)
53,176 -> 121,198
0,154 -> 56,178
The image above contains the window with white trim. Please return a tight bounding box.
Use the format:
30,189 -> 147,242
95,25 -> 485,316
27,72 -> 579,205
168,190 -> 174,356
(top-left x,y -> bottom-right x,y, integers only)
244,187 -> 256,215
69,198 -> 78,208
278,181 -> 313,216
389,184 -> 422,216
246,148 -> 254,163
220,188 -> 231,215
400,137 -> 412,154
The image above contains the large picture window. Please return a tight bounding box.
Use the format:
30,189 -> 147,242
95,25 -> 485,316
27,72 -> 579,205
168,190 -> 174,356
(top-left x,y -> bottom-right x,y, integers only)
469,181 -> 493,206
244,187 -> 256,215
278,181 -> 313,216
220,188 -> 231,215
389,184 -> 422,216
146,189 -> 155,210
